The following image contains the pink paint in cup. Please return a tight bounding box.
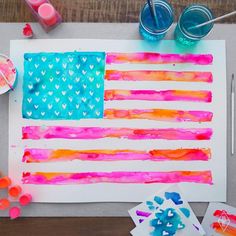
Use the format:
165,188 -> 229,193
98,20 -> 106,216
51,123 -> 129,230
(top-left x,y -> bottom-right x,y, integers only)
38,3 -> 58,26
0,54 -> 17,95
27,0 -> 46,10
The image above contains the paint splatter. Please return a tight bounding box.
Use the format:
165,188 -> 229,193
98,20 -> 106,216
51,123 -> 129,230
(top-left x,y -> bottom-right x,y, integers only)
165,192 -> 183,205
136,210 -> 152,217
22,126 -> 213,140
104,109 -> 213,122
22,171 -> 213,185
106,52 -> 213,65
179,208 -> 190,218
105,70 -> 212,83
213,210 -> 236,224
104,90 -> 212,103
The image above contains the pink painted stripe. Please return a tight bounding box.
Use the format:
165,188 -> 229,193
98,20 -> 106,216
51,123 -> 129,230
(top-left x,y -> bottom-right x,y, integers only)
22,171 -> 213,185
104,90 -> 212,103
22,148 -> 211,163
105,70 -> 213,83
106,52 -> 213,65
22,126 -> 213,140
104,109 -> 213,122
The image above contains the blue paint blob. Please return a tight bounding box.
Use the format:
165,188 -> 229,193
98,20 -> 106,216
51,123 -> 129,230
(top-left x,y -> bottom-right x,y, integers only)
149,208 -> 185,236
146,201 -> 154,206
154,196 -> 164,205
23,52 -> 105,120
180,207 -> 190,218
165,192 -> 183,205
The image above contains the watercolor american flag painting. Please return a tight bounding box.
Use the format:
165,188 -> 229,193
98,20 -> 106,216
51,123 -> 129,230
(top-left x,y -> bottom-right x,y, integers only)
9,39 -> 226,202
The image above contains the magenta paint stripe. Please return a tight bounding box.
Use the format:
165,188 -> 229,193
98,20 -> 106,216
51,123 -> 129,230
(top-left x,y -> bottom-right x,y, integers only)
22,171 -> 213,185
22,148 -> 211,163
106,52 -> 213,65
22,126 -> 213,140
104,90 -> 212,103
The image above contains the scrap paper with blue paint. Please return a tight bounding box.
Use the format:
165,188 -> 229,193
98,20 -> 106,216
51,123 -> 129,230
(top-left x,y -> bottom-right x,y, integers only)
129,185 -> 205,235
130,199 -> 201,236
23,52 -> 105,119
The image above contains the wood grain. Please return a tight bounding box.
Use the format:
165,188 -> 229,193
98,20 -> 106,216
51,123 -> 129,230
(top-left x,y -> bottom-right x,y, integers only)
0,0 -> 236,23
0,217 -> 134,236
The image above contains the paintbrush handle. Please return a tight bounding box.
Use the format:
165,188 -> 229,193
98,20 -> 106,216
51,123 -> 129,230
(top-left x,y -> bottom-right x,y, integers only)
147,0 -> 159,28
189,11 -> 236,30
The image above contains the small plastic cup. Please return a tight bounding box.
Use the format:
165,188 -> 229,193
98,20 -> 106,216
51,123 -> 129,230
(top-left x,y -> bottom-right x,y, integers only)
174,4 -> 214,46
139,0 -> 174,41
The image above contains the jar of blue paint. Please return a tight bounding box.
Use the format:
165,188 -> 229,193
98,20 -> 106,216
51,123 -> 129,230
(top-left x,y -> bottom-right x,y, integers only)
139,0 -> 174,41
174,5 -> 214,46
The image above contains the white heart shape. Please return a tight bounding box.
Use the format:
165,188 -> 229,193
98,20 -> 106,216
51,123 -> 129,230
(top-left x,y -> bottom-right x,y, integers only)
69,57 -> 74,62
69,70 -> 74,76
95,111 -> 101,116
82,97 -> 87,103
96,71 -> 100,76
28,58 -> 32,62
26,111 -> 32,116
89,91 -> 94,96
68,84 -> 73,90
42,98 -> 47,103
83,111 -> 87,116
95,97 -> 100,102
49,77 -> 54,82
62,63 -> 67,69
27,98 -> 32,103
76,104 -> 80,109
36,77 -> 40,83
48,104 -> 53,109
96,57 -> 101,63
62,77 -> 66,82
35,64 -> 39,69
56,71 -> 60,75
34,105 -> 39,109
42,85 -> 46,89
75,77 -> 80,82
48,64 -> 53,69
62,91 -> 66,96
41,112 -> 45,116
167,210 -> 174,217
41,70 -> 46,76
83,84 -> 87,89
62,104 -> 67,109
89,77 -> 94,82
166,222 -> 172,227
55,57 -> 60,62
55,84 -> 60,90
75,91 -> 80,95
162,231 -> 169,236
48,91 -> 53,96
55,97 -> 60,103
82,57 -> 87,62
28,71 -> 33,76
68,97 -> 73,102
68,111 -> 73,116
82,70 -> 87,75
28,84 -> 33,90
76,64 -> 80,69
89,104 -> 95,110
89,64 -> 94,70
55,111 -> 60,116
96,83 -> 101,88
35,91 -> 40,96
41,56 -> 47,62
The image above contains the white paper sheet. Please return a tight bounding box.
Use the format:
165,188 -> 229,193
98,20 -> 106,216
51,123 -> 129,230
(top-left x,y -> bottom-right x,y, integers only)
202,202 -> 236,235
9,39 -> 226,202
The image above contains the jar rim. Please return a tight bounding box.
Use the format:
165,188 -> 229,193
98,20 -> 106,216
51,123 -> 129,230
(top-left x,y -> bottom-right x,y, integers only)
139,0 -> 174,35
178,4 -> 214,40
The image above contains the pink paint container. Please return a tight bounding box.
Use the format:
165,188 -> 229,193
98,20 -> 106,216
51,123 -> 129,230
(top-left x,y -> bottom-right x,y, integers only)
24,0 -> 62,32
0,54 -> 17,95
38,3 -> 58,26
26,0 -> 47,10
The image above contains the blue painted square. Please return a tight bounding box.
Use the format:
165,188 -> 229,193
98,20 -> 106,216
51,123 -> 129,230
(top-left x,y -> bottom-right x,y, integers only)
23,52 -> 105,120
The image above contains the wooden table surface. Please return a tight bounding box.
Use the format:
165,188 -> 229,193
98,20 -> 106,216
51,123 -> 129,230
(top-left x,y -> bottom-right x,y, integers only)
0,0 -> 235,235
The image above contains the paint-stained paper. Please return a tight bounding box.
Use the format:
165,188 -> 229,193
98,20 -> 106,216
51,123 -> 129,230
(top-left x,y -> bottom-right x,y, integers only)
9,39 -> 226,202
202,203 -> 236,236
